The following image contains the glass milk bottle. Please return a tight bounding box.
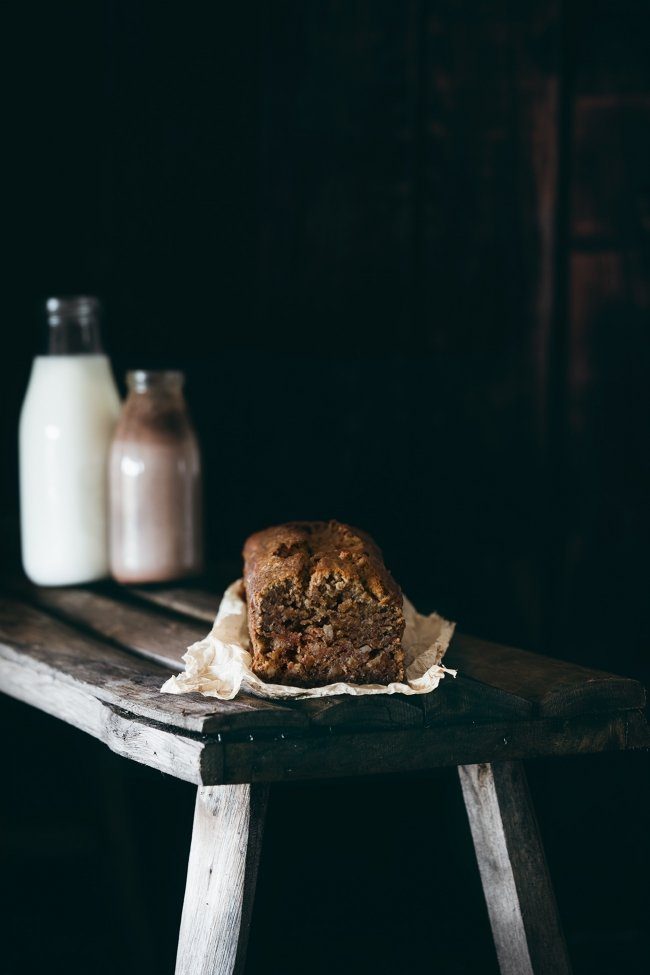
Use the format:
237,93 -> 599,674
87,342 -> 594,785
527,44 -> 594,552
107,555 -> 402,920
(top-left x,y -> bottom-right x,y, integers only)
109,370 -> 203,584
19,296 -> 121,585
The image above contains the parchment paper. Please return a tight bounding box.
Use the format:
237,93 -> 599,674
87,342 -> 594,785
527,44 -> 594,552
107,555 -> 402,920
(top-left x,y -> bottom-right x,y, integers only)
161,580 -> 456,701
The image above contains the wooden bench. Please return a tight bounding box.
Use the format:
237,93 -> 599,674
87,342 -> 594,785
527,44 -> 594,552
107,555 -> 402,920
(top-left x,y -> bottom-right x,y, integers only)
0,582 -> 646,975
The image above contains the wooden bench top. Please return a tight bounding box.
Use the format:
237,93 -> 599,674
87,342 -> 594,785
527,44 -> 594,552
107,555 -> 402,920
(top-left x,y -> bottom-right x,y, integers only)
0,581 -> 646,786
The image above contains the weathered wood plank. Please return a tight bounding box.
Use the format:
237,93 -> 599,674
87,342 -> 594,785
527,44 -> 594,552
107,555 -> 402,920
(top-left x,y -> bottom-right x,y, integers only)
292,694 -> 425,729
216,711 -> 643,786
124,588 -> 551,727
16,587 -> 437,732
130,584 -> 220,624
122,581 -> 645,725
129,586 -> 429,729
175,784 -> 268,975
24,582 -> 646,725
447,634 -> 645,717
296,670 -> 532,730
0,598 -> 308,734
3,637 -> 644,788
122,582 -> 576,725
1,594 -> 646,786
6,584 -> 645,737
459,762 -> 572,975
233,784 -> 268,975
422,672 -> 533,724
0,587 -> 520,734
0,649 -> 212,784
128,589 -> 543,727
22,584 -> 208,669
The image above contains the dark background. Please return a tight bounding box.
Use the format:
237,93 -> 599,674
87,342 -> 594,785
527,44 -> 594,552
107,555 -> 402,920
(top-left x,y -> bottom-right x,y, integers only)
1,1 -> 648,973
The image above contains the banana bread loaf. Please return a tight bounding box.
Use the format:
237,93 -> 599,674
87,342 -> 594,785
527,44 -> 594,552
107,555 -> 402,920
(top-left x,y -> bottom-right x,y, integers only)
243,520 -> 406,687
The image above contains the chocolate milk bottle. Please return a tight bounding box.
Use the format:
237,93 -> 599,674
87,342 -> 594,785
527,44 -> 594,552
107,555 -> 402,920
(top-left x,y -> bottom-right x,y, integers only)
109,370 -> 202,583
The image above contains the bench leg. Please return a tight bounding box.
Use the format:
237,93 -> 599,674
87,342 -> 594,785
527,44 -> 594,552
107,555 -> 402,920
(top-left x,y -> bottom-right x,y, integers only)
175,783 -> 268,975
458,761 -> 572,975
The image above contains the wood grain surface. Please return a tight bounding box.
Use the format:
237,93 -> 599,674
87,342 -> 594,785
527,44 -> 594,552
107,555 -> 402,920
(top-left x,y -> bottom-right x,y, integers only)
218,711 -> 642,786
131,584 -> 221,624
0,645 -> 209,783
132,582 -> 645,723
175,784 -> 268,975
0,597 -> 307,734
447,633 -> 646,717
0,586 -> 646,788
21,584 -> 207,669
459,762 -> 572,975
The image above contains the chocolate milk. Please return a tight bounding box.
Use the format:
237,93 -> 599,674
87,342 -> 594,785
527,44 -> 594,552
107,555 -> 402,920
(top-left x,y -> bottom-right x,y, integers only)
109,370 -> 202,584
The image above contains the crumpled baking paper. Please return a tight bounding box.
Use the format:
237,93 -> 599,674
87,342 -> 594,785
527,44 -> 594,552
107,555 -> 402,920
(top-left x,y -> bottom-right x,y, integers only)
161,579 -> 456,701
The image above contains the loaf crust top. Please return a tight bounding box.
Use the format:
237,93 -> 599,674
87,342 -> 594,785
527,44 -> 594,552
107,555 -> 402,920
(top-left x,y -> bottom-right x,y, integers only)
243,520 -> 402,606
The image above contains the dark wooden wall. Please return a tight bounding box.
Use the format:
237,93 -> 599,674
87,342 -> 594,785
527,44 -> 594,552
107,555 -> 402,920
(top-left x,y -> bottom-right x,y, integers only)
2,2 -> 648,974
560,0 -> 650,678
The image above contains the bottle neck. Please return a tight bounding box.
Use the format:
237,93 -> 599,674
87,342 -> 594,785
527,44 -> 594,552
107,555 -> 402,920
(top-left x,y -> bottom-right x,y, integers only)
127,370 -> 185,397
46,296 -> 103,355
119,371 -> 192,438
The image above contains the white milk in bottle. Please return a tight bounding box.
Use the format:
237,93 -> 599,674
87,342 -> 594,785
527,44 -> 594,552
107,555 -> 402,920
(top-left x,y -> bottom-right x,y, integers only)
19,296 -> 121,585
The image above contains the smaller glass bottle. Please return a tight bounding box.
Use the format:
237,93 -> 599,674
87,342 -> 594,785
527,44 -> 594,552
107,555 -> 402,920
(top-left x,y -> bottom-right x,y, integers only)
109,370 -> 203,584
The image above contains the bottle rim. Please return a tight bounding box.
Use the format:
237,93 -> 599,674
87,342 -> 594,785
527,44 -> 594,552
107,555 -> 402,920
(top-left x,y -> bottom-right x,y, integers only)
127,370 -> 185,392
46,295 -> 101,325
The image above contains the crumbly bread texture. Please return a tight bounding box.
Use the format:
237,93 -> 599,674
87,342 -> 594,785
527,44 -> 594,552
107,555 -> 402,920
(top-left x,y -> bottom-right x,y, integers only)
243,521 -> 406,687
